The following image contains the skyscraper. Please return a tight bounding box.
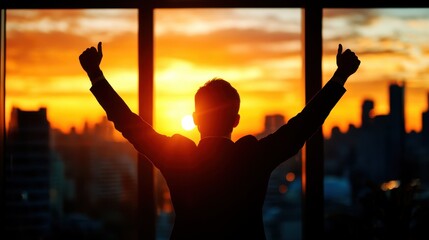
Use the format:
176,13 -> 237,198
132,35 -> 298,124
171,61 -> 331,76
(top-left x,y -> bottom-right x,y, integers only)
361,99 -> 374,128
388,82 -> 406,180
4,107 -> 52,239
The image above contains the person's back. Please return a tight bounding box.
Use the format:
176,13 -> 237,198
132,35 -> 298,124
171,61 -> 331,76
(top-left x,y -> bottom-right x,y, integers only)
164,136 -> 269,239
79,42 -> 360,239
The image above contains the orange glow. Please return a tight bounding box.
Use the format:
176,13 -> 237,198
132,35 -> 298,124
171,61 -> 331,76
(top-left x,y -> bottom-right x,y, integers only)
162,191 -> 173,213
279,184 -> 288,194
4,9 -> 429,143
380,180 -> 400,191
285,172 -> 296,182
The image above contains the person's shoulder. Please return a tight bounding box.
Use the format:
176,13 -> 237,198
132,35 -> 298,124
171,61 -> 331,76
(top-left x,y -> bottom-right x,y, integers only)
235,134 -> 258,145
171,134 -> 197,147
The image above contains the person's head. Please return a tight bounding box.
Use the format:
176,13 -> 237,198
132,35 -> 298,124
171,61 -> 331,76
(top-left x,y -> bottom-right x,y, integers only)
193,78 -> 240,138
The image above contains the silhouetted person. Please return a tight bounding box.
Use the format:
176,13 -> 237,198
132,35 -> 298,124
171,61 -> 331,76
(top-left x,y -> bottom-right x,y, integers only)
79,42 -> 360,239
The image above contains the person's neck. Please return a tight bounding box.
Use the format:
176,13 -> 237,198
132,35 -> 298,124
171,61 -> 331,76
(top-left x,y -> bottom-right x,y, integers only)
200,133 -> 231,140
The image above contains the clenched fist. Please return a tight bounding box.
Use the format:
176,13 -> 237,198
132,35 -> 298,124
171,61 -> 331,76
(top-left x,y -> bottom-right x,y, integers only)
336,44 -> 360,79
79,42 -> 103,79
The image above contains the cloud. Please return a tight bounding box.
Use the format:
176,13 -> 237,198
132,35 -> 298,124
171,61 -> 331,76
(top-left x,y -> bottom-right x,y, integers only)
156,28 -> 300,69
7,9 -> 137,38
323,9 -> 378,22
5,9 -> 139,107
155,9 -> 300,36
6,31 -> 138,77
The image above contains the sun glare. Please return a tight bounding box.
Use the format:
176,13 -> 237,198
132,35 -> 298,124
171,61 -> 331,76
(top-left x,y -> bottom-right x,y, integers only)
181,114 -> 195,131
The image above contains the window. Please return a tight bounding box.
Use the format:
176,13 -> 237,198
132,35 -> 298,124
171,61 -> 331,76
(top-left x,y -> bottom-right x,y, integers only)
322,8 -> 429,239
154,8 -> 303,240
4,9 -> 140,239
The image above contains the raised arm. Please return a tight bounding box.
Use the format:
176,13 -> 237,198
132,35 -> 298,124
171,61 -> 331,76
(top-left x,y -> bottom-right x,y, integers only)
260,44 -> 360,170
79,42 -> 175,167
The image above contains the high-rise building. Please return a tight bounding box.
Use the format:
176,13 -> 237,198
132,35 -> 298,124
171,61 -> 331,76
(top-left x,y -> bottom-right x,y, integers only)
361,99 -> 374,128
334,82 -> 406,184
256,114 -> 285,139
388,82 -> 406,180
4,107 -> 52,239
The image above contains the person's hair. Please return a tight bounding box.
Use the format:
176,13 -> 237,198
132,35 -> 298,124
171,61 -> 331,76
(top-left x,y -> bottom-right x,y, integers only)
194,78 -> 240,136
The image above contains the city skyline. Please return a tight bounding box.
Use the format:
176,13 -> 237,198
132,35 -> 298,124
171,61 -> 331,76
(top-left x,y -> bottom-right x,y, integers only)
6,80 -> 429,144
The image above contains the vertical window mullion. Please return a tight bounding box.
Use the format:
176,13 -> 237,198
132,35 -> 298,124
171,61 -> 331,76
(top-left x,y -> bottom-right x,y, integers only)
138,7 -> 156,240
302,6 -> 324,240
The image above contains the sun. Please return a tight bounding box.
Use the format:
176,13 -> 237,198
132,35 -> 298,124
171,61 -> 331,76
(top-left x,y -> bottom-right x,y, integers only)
181,114 -> 196,131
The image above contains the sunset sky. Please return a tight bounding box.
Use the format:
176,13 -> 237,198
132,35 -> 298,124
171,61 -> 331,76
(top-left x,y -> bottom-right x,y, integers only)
5,8 -> 429,142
